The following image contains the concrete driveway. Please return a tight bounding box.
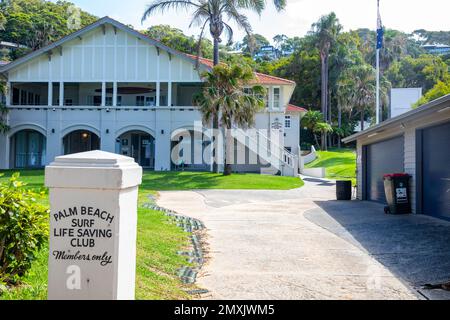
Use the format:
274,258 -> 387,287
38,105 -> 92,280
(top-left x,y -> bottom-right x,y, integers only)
157,177 -> 450,300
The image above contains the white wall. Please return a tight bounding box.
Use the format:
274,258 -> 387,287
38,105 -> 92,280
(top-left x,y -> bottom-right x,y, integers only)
7,25 -> 202,83
390,88 -> 422,118
283,112 -> 300,156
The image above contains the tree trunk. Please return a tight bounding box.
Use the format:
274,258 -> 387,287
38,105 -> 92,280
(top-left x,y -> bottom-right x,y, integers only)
337,104 -> 342,149
213,38 -> 219,66
360,109 -> 365,131
314,134 -> 320,150
320,53 -> 327,120
223,125 -> 233,176
320,53 -> 327,151
212,37 -> 220,173
320,52 -> 329,151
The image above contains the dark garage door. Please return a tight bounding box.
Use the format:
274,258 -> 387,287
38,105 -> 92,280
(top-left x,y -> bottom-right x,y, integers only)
422,121 -> 450,219
366,136 -> 404,203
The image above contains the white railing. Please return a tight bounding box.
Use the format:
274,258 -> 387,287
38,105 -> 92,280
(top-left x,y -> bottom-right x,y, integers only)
231,125 -> 298,176
7,105 -> 200,110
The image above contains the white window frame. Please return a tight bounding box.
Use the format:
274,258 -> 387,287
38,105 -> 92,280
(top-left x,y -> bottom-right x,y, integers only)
272,86 -> 281,110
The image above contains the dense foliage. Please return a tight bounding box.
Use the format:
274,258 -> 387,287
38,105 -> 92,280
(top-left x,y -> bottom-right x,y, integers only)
143,24 -> 214,59
0,173 -> 49,287
0,0 -> 97,59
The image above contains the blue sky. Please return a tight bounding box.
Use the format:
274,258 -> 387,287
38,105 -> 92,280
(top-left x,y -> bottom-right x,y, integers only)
55,0 -> 450,43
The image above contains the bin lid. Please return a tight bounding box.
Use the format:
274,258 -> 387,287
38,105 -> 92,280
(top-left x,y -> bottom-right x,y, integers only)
383,173 -> 410,179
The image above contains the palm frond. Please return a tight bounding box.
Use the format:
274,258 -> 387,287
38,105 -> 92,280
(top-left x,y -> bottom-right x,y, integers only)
142,0 -> 201,23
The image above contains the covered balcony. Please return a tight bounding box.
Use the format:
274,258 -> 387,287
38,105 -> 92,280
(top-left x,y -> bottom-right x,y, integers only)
7,81 -> 203,108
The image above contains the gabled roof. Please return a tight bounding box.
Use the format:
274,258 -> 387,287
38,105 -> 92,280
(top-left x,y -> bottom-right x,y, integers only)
185,54 -> 295,85
0,16 -> 207,74
286,104 -> 307,113
0,16 -> 296,88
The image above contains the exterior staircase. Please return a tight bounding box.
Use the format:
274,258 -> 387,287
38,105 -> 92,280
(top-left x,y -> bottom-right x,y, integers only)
230,126 -> 299,177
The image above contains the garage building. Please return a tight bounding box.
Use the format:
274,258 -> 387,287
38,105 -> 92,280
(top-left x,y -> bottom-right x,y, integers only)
342,94 -> 450,220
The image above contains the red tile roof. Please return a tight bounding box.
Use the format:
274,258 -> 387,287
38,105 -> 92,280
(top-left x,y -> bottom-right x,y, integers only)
286,104 -> 307,113
186,54 -> 295,85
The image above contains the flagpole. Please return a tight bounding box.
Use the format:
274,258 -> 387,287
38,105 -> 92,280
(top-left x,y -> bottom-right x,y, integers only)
376,46 -> 380,124
376,0 -> 381,124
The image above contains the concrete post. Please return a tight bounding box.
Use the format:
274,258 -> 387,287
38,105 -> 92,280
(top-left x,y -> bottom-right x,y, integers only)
45,150 -> 142,300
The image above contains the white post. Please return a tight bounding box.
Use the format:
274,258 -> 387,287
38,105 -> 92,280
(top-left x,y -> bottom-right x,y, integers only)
101,82 -> 106,107
113,82 -> 118,107
168,82 -> 172,107
59,82 -> 64,107
45,151 -> 142,300
48,82 -> 53,107
156,82 -> 160,107
376,48 -> 380,124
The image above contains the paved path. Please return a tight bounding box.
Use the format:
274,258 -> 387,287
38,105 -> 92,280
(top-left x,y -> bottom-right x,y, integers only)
157,177 -> 424,300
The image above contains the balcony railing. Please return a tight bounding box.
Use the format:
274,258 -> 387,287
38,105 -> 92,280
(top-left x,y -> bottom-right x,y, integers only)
7,105 -> 201,111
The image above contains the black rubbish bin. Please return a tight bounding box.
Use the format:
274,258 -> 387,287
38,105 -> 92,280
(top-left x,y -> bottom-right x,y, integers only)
383,173 -> 411,214
336,180 -> 352,200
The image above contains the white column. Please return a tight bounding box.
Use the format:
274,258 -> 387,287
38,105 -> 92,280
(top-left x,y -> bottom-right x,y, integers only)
101,82 -> 106,107
59,82 -> 64,107
156,82 -> 160,107
0,133 -> 10,169
48,82 -> 53,107
113,82 -> 118,107
45,151 -> 143,300
5,82 -> 11,106
168,82 -> 172,107
154,109 -> 171,170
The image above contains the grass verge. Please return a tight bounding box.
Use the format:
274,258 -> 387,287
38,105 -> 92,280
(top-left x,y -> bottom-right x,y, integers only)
0,170 -> 303,299
305,148 -> 356,185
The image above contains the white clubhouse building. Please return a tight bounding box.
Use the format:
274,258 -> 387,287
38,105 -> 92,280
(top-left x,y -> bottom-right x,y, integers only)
0,17 -> 305,175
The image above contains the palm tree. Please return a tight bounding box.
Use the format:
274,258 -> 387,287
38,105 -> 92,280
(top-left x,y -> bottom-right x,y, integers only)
193,64 -> 266,175
142,0 -> 286,173
348,65 -> 377,131
336,75 -> 355,147
311,12 -> 342,150
301,110 -> 324,150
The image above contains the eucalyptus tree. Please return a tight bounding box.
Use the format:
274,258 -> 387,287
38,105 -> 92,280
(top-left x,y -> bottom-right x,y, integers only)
193,64 -> 266,175
142,0 -> 286,173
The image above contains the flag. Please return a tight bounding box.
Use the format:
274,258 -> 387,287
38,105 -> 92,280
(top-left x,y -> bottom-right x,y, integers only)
376,0 -> 384,49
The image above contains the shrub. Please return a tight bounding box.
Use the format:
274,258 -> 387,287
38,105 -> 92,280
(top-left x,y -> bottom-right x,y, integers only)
0,173 -> 49,286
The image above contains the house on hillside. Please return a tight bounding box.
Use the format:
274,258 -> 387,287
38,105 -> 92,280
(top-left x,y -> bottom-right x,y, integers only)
0,17 -> 306,176
422,44 -> 450,55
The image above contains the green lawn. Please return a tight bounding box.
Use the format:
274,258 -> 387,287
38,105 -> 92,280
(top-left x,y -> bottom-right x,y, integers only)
0,170 -> 303,300
305,148 -> 356,184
